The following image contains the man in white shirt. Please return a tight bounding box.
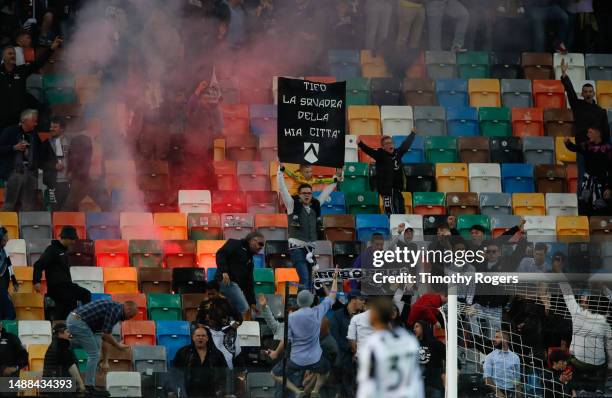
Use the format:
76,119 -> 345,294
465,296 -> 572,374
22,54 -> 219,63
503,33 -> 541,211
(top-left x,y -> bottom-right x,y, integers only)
347,301 -> 374,360
42,117 -> 71,210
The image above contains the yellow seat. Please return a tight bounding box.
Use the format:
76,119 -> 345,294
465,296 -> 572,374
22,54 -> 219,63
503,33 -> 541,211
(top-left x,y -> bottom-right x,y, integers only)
435,163 -> 469,192
468,79 -> 501,108
555,137 -> 576,164
12,292 -> 45,320
11,266 -> 33,293
103,267 -> 139,294
153,213 -> 188,240
596,80 -> 612,109
0,212 -> 19,238
348,105 -> 381,135
360,50 -> 390,78
512,193 -> 546,216
214,138 -> 225,161
556,215 -> 589,242
28,344 -> 48,372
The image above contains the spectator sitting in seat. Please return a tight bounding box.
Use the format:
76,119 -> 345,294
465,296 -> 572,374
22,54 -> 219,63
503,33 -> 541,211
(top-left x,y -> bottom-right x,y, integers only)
483,330 -> 521,397
43,322 -> 86,393
195,280 -> 243,330
524,0 -> 570,52
0,226 -> 18,319
41,116 -> 71,210
414,320 -> 446,398
0,320 -> 28,379
282,164 -> 341,195
173,326 -> 228,398
544,350 -> 576,397
13,30 -> 32,66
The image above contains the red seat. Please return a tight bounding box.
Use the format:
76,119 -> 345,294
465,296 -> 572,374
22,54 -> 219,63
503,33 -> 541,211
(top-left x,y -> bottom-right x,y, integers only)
163,240 -> 197,268
213,161 -> 237,191
94,240 -> 129,267
211,191 -> 246,213
220,104 -> 249,136
532,80 -> 566,109
121,320 -> 156,346
511,108 -> 544,137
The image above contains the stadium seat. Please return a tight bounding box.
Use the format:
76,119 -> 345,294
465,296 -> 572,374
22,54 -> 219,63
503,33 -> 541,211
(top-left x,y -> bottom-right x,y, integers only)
2,319 -> 17,335
346,77 -> 371,105
238,321 -> 261,350
522,137 -> 555,165
596,80 -> 612,109
187,213 -> 221,240
155,320 -> 191,364
12,292 -> 44,320
213,161 -> 238,191
178,190 -> 211,214
70,266 -> 104,293
153,213 -> 187,240
394,135 -> 424,164
502,164 -> 535,193
457,137 -> 490,163
355,214 -> 390,241
316,191 -> 346,215
26,239 -> 50,266
490,137 -> 523,163
255,214 -> 288,241
333,241 -> 362,268
67,239 -> 94,267
404,163 -> 436,192
172,268 -> 206,293
344,135 -> 359,163
247,372 -> 275,398
103,267 -> 138,294
458,51 -> 490,78
138,268 -> 172,294
425,136 -> 457,163
341,162 -> 370,193
128,240 -> 163,268
389,214 -> 424,240
18,320 -> 51,347
425,51 -> 457,79
313,240 -> 334,268
446,192 -> 479,216
105,160 -> 136,193
120,212 -> 155,240
95,240 -> 129,267
221,213 -> 254,240
522,52 -> 554,80
275,268 -> 299,296
323,215 -> 356,241
220,104 -> 249,136
132,345 -> 167,374
468,163 -> 502,193
535,165 -> 567,193
250,105 -> 277,136
258,134 -> 277,161
91,293 -> 111,301
555,137 -> 576,164
147,294 -> 182,321
511,108 -> 544,137
112,293 -> 147,321
532,80 -> 566,108
546,193 -> 578,216
590,216 -> 612,236
553,53 -> 586,81
501,79 -> 533,108
197,240 -> 225,270
0,212 -> 19,238
348,105 -> 381,135
5,239 -> 26,269
490,52 -> 522,79
556,216 -> 589,242
402,78 -> 436,106
358,135 -> 381,163
456,215 -> 490,239
27,344 -> 47,372
585,53 -> 612,80
543,108 -> 574,137
566,164 -> 578,194
468,79 -> 501,107
370,78 -> 402,105
413,106 -> 446,136
86,212 -> 120,240
19,212 -> 52,240
181,293 -> 206,322
225,135 -> 258,161
490,215 -> 522,238
212,191 -> 246,214
246,191 -> 279,215
163,240 -> 196,269
11,267 -> 32,293
106,372 -> 141,397
137,161 -> 170,193
435,78 -> 468,108
478,107 -> 511,137
219,76 -> 239,104
435,163 -> 469,192
381,106 -> 414,135
512,193 -> 546,216
446,107 -> 479,136
413,192 -> 446,215
361,50 -> 390,78
237,161 -> 270,192
43,74 -> 76,104
345,191 -> 380,214
254,268 -> 275,295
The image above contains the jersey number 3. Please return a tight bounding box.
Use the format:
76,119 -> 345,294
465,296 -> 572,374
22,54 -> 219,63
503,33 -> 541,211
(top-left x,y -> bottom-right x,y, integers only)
387,352 -> 415,391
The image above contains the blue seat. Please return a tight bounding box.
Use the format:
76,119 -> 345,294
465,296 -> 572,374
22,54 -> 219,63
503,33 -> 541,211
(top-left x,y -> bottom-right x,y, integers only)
393,135 -> 424,163
207,268 -> 217,280
249,105 -> 277,136
446,107 -> 479,136
355,214 -> 390,242
155,321 -> 191,364
501,164 -> 535,193
315,191 -> 346,215
435,79 -> 468,108
329,50 -> 360,80
87,212 -> 121,240
91,293 -> 111,301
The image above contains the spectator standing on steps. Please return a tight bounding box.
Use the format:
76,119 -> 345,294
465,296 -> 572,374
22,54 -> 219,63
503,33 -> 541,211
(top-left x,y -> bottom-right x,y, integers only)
424,0 -> 470,52
41,116 -> 71,211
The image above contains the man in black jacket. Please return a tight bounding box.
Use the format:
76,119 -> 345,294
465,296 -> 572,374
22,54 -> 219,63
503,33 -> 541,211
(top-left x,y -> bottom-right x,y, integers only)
0,320 -> 28,379
43,322 -> 86,393
358,130 -> 416,214
33,226 -> 91,320
215,231 -> 264,318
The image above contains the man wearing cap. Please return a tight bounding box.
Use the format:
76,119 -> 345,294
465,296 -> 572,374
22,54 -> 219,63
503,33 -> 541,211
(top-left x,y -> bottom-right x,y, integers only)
43,322 -> 86,393
271,270 -> 338,397
33,225 -> 91,320
0,320 -> 28,380
390,222 -> 418,251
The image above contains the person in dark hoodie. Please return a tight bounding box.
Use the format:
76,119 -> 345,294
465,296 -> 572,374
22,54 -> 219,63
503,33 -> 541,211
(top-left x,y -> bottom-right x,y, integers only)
358,131 -> 416,214
43,322 -> 86,394
33,226 -> 91,319
0,319 -> 28,386
414,320 -> 446,398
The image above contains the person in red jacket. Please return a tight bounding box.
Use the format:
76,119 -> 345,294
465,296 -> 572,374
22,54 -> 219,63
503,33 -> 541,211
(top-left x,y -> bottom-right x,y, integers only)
407,290 -> 447,328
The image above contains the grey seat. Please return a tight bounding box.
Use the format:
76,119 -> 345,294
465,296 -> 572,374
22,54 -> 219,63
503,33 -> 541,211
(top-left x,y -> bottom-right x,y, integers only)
221,213 -> 254,240
219,77 -> 240,104
133,346 -> 167,374
490,215 -> 522,235
585,54 -> 612,81
425,51 -> 457,79
413,106 -> 447,136
501,79 -> 533,108
313,240 -> 333,268
247,372 -> 275,398
26,239 -> 52,265
522,137 -> 555,166
20,212 -> 52,240
479,193 -> 512,216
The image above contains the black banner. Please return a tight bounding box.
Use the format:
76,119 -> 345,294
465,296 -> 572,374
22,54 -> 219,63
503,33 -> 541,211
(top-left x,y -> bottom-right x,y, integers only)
277,77 -> 346,168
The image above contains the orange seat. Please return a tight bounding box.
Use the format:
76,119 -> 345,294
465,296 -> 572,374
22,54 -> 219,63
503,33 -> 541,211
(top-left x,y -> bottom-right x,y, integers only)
254,214 -> 288,229
23,47 -> 35,63
596,80 -> 612,109
358,135 -> 381,163
0,212 -> 19,238
11,266 -> 33,293
214,138 -> 225,161
512,193 -> 546,216
213,161 -> 237,191
511,108 -> 544,137
12,292 -> 44,320
532,80 -> 566,108
28,344 -> 48,372
120,212 -> 156,240
468,79 -> 501,107
435,163 -> 469,192
103,267 -> 139,293
111,293 -> 147,320
196,240 -> 226,269
556,216 -> 589,242
275,268 -> 299,297
305,76 -> 337,83
52,212 -> 86,239
0,188 -> 4,208
153,213 -> 188,240
163,240 -> 197,268
121,320 -> 156,346
566,164 -> 578,193
95,240 -> 129,267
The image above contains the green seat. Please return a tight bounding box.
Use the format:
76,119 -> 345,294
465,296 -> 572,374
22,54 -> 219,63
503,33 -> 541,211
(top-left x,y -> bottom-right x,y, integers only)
341,162 -> 370,193
42,74 -> 75,89
413,192 -> 445,207
345,191 -> 380,214
457,215 -> 491,239
346,78 -> 371,105
479,107 -> 511,137
457,52 -> 490,78
2,320 -> 17,335
424,137 -> 457,163
129,240 -> 163,267
147,293 -> 182,321
253,268 -> 275,295
74,349 -> 88,373
45,88 -> 76,105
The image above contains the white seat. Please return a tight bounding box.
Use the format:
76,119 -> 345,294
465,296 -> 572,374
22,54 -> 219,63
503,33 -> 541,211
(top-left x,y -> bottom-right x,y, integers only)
106,371 -> 142,397
178,190 -> 212,214
5,239 -> 27,266
273,75 -> 304,105
18,320 -> 52,348
524,216 -> 557,242
468,163 -> 501,193
554,53 -> 586,82
389,214 -> 424,241
381,106 -> 414,136
546,193 -> 578,216
237,321 -> 261,347
345,135 -> 358,163
70,266 -> 104,293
